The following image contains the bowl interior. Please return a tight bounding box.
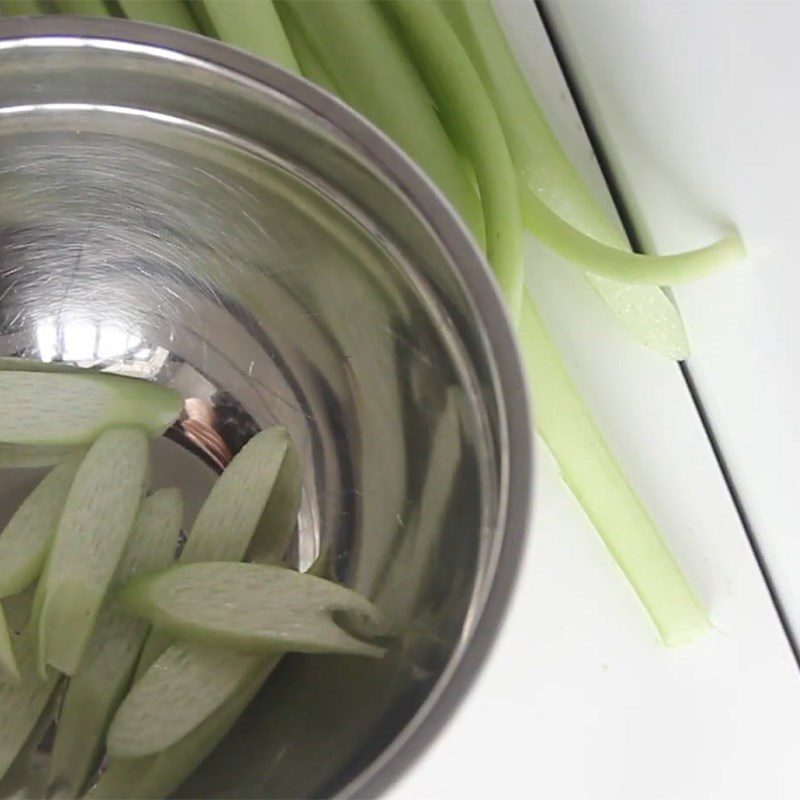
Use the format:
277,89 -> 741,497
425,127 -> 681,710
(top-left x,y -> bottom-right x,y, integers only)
0,26 -> 516,798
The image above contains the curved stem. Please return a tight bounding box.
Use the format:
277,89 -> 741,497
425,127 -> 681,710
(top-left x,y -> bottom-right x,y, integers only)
440,0 -> 695,356
527,195 -> 746,285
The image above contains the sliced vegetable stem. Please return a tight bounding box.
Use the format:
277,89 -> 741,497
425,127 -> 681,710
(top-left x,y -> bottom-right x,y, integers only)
48,488 -> 183,799
520,292 -> 710,645
0,370 -> 182,447
276,1 -> 337,92
134,426 -> 293,677
283,0 -> 486,249
382,0 -> 523,319
38,427 -> 149,675
0,459 -> 80,599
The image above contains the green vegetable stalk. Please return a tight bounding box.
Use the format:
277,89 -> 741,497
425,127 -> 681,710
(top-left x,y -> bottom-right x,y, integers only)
381,0 -> 709,645
275,2 -> 337,92
519,295 -> 709,644
280,0 -> 486,250
53,0 -> 109,15
0,0 -> 47,14
202,0 -> 299,72
381,0 -> 523,319
117,0 -> 198,31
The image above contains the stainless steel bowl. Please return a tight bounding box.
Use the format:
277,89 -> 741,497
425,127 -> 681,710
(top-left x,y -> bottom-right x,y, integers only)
0,17 -> 532,799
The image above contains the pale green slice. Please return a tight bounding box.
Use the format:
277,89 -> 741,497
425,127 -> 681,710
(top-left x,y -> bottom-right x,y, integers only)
119,562 -> 384,658
244,436 -> 301,564
0,361 -> 88,465
86,658 -> 272,799
181,427 -> 291,563
47,489 -> 183,799
0,459 -> 80,598
39,428 -> 148,675
28,561 -> 50,679
122,432 -> 301,763
0,371 -> 182,447
135,427 -> 292,677
106,645 -> 275,761
109,564 -> 381,760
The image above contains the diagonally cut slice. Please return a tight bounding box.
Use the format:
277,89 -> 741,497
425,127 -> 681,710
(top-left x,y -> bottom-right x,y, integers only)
0,371 -> 182,447
119,562 -> 384,661
107,645 -> 275,761
47,488 -> 183,799
38,428 -> 149,675
102,558 -> 324,787
0,457 -> 80,680
180,427 -> 291,564
0,459 -> 81,599
244,435 -> 302,565
86,657 -> 273,799
134,426 -> 292,677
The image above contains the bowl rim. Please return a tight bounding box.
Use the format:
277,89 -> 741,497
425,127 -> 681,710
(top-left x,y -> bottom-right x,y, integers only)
0,15 -> 535,798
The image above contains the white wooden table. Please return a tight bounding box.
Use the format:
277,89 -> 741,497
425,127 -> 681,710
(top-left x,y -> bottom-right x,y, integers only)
389,2 -> 800,798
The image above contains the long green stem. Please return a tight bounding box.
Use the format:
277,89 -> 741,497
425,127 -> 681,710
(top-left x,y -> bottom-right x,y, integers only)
526,199 -> 746,285
439,0 -> 698,359
276,1 -> 337,92
282,0 -> 485,249
202,0 -> 299,73
118,0 -> 198,31
382,0 -> 523,319
0,0 -> 47,14
520,293 -> 709,645
54,0 -> 109,14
